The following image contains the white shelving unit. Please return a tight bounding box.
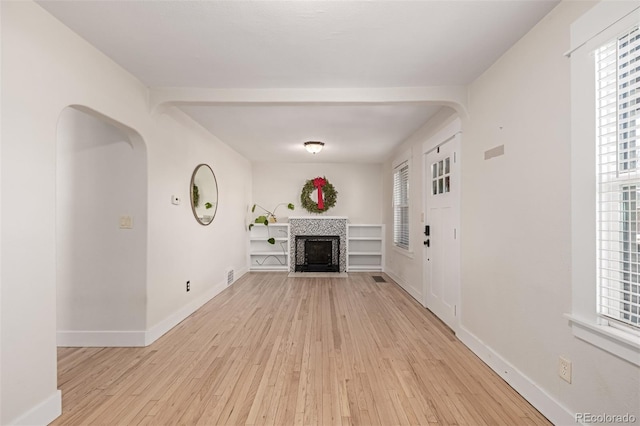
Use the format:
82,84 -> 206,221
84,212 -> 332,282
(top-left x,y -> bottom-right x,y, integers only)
347,224 -> 384,272
249,223 -> 290,271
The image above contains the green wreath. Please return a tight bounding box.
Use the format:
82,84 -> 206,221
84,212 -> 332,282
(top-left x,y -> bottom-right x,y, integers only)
300,177 -> 338,213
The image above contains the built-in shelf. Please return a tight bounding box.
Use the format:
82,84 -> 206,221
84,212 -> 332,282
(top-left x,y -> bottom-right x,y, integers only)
250,264 -> 288,271
347,265 -> 382,271
249,223 -> 290,271
249,223 -> 384,272
251,251 -> 290,256
347,224 -> 384,272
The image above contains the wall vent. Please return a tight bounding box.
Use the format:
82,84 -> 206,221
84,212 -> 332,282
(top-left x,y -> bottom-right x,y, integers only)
226,268 -> 234,286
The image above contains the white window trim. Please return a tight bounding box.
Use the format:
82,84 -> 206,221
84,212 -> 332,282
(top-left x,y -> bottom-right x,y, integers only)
565,315 -> 640,366
392,244 -> 415,259
569,2 -> 640,367
393,150 -> 413,256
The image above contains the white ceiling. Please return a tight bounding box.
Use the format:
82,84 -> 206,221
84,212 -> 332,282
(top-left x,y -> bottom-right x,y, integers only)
38,0 -> 559,163
180,103 -> 442,162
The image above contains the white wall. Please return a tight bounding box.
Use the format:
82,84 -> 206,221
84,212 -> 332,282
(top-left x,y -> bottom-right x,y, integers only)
1,2 -> 251,423
145,108 -> 252,331
384,1 -> 640,423
383,108 -> 457,300
4,0 -> 637,423
1,0 -> 4,421
252,162 -> 382,224
56,107 -> 147,335
460,0 -> 639,420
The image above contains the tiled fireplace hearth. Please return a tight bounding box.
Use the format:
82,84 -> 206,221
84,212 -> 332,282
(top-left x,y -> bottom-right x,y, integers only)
288,217 -> 348,273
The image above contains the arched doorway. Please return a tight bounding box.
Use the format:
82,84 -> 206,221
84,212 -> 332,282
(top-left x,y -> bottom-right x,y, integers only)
56,106 -> 147,346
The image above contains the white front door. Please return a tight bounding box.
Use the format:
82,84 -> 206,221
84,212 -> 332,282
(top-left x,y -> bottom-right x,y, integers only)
423,134 -> 460,331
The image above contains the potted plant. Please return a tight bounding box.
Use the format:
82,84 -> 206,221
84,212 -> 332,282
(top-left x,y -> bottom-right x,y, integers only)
248,203 -> 294,244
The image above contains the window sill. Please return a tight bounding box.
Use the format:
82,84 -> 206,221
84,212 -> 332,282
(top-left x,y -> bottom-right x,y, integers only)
392,245 -> 414,259
565,314 -> 640,367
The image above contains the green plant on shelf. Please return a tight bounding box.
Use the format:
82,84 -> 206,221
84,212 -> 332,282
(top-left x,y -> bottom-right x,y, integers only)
248,203 -> 294,245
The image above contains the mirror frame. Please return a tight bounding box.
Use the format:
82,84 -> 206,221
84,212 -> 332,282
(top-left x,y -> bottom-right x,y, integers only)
189,163 -> 219,226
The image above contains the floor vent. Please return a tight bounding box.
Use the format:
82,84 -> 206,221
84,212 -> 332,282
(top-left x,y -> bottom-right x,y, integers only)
372,275 -> 386,283
226,268 -> 234,286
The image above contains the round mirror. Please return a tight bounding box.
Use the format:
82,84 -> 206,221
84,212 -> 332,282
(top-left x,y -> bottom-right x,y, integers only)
190,164 -> 218,226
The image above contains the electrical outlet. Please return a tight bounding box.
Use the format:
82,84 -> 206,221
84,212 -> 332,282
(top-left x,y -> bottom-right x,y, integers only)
558,356 -> 572,383
186,281 -> 190,292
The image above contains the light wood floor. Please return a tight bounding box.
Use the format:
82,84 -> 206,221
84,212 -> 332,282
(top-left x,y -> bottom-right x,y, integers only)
53,272 -> 550,425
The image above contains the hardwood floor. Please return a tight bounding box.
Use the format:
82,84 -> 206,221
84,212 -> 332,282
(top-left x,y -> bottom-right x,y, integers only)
53,272 -> 550,425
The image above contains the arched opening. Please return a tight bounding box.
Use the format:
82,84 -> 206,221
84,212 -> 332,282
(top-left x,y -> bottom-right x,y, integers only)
56,106 -> 148,346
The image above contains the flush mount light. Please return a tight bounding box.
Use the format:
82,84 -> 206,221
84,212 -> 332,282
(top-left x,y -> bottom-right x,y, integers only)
304,141 -> 324,154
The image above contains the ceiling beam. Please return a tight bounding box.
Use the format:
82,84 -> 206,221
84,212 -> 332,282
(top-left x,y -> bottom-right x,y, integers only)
149,86 -> 468,117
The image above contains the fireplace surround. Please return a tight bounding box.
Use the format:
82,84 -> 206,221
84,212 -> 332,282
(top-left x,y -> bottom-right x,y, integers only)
288,217 -> 348,273
294,235 -> 340,272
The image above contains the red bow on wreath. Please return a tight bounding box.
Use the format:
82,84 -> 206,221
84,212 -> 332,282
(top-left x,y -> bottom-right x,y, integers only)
313,177 -> 327,210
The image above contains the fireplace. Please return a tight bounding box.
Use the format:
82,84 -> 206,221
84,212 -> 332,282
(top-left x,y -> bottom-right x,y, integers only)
289,217 -> 348,272
295,235 -> 340,272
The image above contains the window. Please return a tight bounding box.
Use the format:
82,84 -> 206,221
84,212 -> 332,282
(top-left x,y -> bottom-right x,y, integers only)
596,24 -> 640,330
393,161 -> 409,250
431,157 -> 451,195
569,2 -> 640,366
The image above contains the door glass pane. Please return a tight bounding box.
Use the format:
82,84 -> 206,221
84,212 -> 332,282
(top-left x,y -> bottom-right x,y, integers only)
432,180 -> 437,195
432,163 -> 438,178
444,176 -> 450,193
438,178 -> 444,194
438,160 -> 444,176
444,157 -> 450,174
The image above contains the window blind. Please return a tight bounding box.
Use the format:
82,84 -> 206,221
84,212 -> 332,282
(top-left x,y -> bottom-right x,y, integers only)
596,24 -> 640,329
393,161 -> 410,250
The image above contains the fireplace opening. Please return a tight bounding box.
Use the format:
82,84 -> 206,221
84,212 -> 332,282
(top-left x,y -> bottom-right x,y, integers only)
295,235 -> 340,272
306,240 -> 332,265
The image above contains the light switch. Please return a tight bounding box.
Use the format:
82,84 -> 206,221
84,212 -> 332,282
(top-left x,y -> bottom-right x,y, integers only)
119,216 -> 133,229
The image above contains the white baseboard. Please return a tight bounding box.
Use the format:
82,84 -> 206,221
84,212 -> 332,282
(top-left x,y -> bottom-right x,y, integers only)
57,267 -> 249,348
145,267 -> 248,346
385,268 -> 423,304
57,330 -> 146,347
384,270 -> 573,424
9,390 -> 61,426
456,327 -> 575,426
234,266 -> 249,284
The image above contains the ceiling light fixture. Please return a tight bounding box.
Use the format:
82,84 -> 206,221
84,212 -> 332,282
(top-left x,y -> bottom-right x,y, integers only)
304,141 -> 325,154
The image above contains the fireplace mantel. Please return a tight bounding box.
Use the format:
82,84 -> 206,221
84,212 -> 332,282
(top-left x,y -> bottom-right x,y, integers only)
288,216 -> 349,220
288,217 -> 348,272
